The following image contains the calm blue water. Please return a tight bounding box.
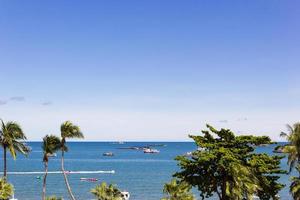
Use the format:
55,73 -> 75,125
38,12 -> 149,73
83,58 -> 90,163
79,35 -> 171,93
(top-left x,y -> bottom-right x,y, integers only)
0,142 -> 293,200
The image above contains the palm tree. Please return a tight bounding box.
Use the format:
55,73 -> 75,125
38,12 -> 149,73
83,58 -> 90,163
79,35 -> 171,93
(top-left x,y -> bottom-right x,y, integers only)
280,123 -> 300,172
42,135 -> 61,200
90,182 -> 122,200
0,119 -> 30,178
281,123 -> 300,199
60,121 -> 84,200
161,179 -> 195,200
291,165 -> 300,200
0,178 -> 14,200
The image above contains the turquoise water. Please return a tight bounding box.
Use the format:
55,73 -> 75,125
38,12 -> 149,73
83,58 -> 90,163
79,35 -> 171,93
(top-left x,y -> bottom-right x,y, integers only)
0,142 -> 293,199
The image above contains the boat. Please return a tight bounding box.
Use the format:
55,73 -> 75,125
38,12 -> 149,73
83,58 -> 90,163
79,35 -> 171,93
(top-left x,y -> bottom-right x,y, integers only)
121,191 -> 130,200
184,152 -> 193,157
9,194 -> 18,200
47,153 -> 57,157
143,148 -> 159,153
112,141 -> 125,144
148,144 -> 166,147
103,152 -> 114,156
80,177 -> 98,182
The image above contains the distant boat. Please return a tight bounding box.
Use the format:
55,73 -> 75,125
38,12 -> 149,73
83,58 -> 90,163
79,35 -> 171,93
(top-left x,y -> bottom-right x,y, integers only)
143,148 -> 159,154
112,141 -> 125,144
184,152 -> 193,157
148,144 -> 166,147
47,153 -> 57,157
103,152 -> 114,156
80,177 -> 98,182
121,191 -> 130,200
9,194 -> 17,200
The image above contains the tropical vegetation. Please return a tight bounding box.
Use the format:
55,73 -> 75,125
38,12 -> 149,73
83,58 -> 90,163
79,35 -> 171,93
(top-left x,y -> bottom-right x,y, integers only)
174,124 -> 285,200
60,121 -> 84,200
91,182 -> 122,200
42,135 -> 61,200
46,196 -> 63,200
280,122 -> 300,199
0,178 -> 13,200
0,119 -> 30,178
161,178 -> 194,200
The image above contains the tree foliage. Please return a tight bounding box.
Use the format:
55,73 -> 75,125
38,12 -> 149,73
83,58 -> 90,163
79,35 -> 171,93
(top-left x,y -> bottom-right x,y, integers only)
0,119 -> 30,178
280,123 -> 300,172
46,196 -> 63,200
290,165 -> 300,200
91,182 -> 122,200
0,178 -> 13,200
42,135 -> 61,200
60,121 -> 84,200
161,179 -> 195,200
42,135 -> 61,163
280,122 -> 300,200
174,124 -> 285,200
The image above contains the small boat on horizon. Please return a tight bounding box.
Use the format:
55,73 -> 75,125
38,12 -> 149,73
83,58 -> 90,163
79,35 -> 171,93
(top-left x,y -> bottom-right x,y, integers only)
80,177 -> 98,182
47,153 -> 57,157
112,141 -> 125,144
184,152 -> 193,157
103,152 -> 114,156
143,148 -> 159,154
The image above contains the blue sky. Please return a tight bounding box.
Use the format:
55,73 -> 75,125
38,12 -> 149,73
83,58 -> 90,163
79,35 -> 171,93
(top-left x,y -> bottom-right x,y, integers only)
0,0 -> 299,141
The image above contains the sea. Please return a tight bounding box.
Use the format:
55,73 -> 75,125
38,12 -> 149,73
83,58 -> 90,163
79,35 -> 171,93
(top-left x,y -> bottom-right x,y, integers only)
0,142 -> 293,200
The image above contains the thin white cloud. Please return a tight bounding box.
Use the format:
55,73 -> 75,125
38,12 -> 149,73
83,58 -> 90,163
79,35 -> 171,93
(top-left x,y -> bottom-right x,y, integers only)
41,101 -> 52,106
0,100 -> 7,105
10,96 -> 25,102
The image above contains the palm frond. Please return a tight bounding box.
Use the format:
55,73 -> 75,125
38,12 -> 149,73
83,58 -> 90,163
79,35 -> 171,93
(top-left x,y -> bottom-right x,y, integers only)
42,135 -> 61,162
60,121 -> 84,139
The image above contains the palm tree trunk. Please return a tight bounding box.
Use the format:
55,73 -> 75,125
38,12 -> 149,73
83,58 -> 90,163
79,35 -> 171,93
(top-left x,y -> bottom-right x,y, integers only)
43,161 -> 48,200
61,150 -> 76,200
3,147 -> 7,179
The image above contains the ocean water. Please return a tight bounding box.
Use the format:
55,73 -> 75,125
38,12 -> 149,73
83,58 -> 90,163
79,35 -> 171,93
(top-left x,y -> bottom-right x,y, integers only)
0,142 -> 293,200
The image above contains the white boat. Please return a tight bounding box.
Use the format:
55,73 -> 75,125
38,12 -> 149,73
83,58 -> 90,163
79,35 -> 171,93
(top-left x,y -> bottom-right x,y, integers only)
143,148 -> 159,153
184,152 -> 193,157
121,191 -> 130,200
103,152 -> 114,156
9,194 -> 18,200
80,177 -> 98,182
47,153 -> 57,157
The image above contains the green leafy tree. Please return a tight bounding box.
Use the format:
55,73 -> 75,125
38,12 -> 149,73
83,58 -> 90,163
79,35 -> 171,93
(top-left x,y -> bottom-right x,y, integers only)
42,135 -> 61,200
280,123 -> 300,199
174,124 -> 285,200
280,123 -> 300,172
161,179 -> 195,200
91,182 -> 122,200
0,119 -> 30,178
60,121 -> 84,200
46,196 -> 63,200
0,178 -> 13,200
290,165 -> 300,200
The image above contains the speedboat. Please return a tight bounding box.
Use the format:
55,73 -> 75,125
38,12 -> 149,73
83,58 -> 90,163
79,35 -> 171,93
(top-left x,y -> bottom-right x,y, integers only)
184,152 -> 193,157
80,177 -> 98,182
103,152 -> 114,156
47,153 -> 57,157
121,191 -> 130,200
143,148 -> 159,153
